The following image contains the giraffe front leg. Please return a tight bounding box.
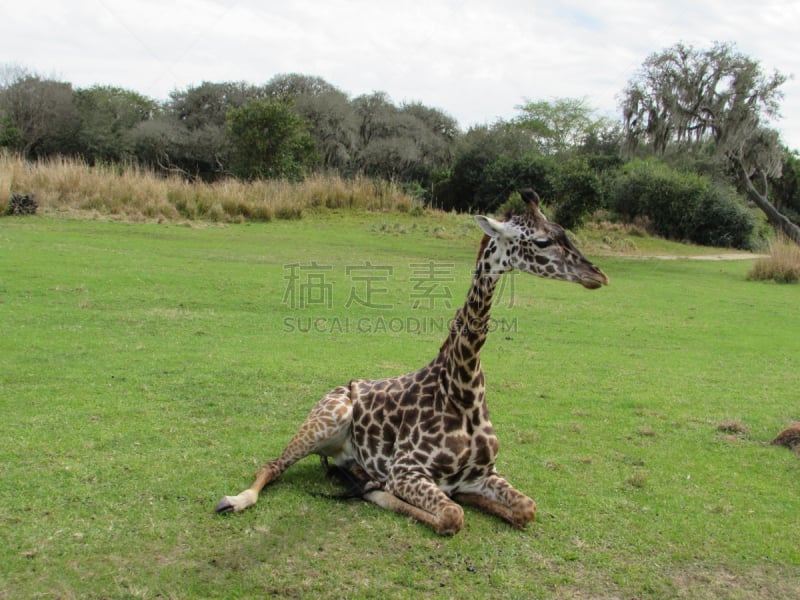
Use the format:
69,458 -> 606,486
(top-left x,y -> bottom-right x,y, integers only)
454,474 -> 536,528
365,472 -> 465,536
215,385 -> 353,514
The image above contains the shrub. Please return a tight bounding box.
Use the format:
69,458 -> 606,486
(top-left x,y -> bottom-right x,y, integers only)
497,191 -> 528,216
433,142 -> 553,213
476,153 -> 554,212
227,99 -> 316,181
551,157 -> 604,229
611,160 -> 754,248
748,236 -> 800,283
688,184 -> 755,249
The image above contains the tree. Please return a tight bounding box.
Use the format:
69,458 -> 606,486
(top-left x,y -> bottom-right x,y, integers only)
74,86 -> 156,164
550,156 -> 604,229
514,97 -> 610,155
0,75 -> 79,157
351,91 -> 397,152
226,99 -> 316,180
770,149 -> 800,223
128,115 -> 184,173
0,111 -> 20,149
264,75 -> 358,172
169,81 -> 259,130
432,122 -> 542,212
293,89 -> 357,170
348,92 -> 457,181
0,65 -> 27,149
128,81 -> 259,180
262,73 -> 339,99
621,42 -> 800,243
399,102 -> 458,181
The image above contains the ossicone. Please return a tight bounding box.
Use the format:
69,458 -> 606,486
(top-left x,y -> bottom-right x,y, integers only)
519,188 -> 546,223
520,188 -> 540,209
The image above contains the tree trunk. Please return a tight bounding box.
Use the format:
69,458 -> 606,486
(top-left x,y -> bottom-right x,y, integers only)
741,164 -> 800,246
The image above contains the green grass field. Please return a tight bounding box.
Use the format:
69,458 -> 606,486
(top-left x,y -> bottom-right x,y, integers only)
1,212 -> 798,599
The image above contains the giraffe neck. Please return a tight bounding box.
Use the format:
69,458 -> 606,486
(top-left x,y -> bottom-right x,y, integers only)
439,257 -> 501,405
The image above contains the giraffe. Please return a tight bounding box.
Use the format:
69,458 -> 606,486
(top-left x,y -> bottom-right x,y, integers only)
215,189 -> 608,535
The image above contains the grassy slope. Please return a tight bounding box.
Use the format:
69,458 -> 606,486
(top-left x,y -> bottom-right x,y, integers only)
0,212 -> 798,599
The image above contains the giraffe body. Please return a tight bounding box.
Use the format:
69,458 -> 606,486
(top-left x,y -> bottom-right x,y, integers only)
215,190 -> 608,535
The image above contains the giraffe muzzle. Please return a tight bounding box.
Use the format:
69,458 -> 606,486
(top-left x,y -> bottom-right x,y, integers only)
580,266 -> 610,289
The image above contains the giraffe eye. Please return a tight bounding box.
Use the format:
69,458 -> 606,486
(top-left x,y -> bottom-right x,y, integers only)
532,238 -> 553,249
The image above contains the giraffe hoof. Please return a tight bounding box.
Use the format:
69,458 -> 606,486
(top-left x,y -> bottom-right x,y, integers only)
214,497 -> 235,514
215,490 -> 258,513
435,504 -> 464,536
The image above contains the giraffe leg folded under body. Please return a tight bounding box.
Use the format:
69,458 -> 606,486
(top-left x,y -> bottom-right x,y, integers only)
215,385 -> 353,514
454,474 -> 536,529
364,473 -> 465,536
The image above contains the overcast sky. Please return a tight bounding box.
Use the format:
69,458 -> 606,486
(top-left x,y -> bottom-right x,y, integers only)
2,0 -> 799,149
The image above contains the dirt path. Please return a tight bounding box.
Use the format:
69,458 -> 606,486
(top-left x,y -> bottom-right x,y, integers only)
600,252 -> 768,261
642,253 -> 767,261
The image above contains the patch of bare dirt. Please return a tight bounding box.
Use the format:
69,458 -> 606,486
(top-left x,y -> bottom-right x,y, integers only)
671,564 -> 799,599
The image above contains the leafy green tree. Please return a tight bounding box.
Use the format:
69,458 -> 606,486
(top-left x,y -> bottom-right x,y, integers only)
433,122 -> 539,212
146,81 -> 262,179
580,122 -> 623,158
550,156 -> 604,229
612,159 -> 755,248
74,86 -> 156,163
262,78 -> 458,182
0,112 -> 20,149
770,150 -> 800,223
475,153 -> 555,212
170,81 -> 259,130
621,42 -> 799,243
227,99 -> 316,180
514,97 -> 611,155
266,77 -> 358,172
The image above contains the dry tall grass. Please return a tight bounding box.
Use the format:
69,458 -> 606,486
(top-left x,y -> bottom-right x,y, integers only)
747,235 -> 800,283
0,154 -> 414,222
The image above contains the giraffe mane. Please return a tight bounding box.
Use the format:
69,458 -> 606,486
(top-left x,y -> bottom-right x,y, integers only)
438,233 -> 493,355
475,234 -> 491,268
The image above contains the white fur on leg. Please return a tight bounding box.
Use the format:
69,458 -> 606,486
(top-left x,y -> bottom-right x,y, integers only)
215,489 -> 258,513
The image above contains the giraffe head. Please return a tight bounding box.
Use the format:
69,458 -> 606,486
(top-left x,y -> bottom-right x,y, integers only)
475,189 -> 609,289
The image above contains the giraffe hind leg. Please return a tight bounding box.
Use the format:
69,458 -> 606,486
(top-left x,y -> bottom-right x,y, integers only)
215,385 -> 353,514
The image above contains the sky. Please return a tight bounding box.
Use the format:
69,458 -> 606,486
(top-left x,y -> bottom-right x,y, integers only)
2,0 -> 799,149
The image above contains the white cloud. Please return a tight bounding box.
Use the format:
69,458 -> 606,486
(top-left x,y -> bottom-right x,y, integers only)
1,0 -> 798,148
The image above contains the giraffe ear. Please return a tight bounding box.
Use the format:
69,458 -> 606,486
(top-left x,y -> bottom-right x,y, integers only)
475,215 -> 508,238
